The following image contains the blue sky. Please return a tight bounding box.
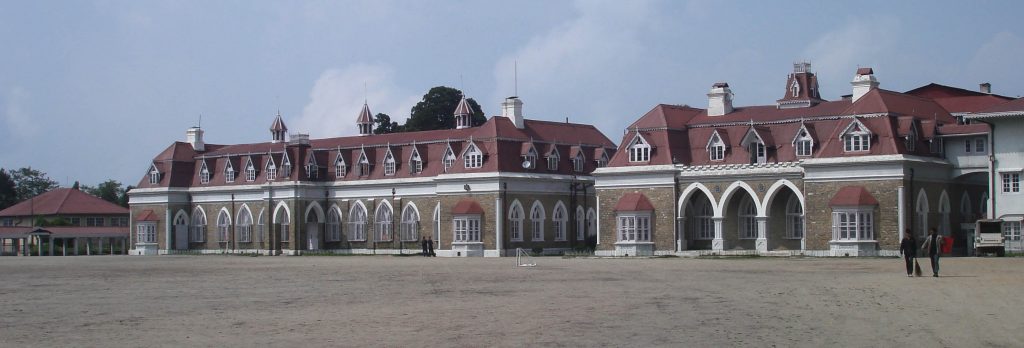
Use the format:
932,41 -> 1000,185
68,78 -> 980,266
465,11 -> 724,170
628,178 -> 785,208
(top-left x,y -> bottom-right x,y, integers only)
2,0 -> 1022,187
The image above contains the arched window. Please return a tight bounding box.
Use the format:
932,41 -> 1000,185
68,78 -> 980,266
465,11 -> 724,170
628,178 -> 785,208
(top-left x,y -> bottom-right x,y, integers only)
326,208 -> 342,242
960,194 -> 973,223
980,192 -> 989,218
586,208 -> 596,240
738,197 -> 757,239
276,207 -> 290,243
939,192 -> 951,236
508,201 -> 524,241
400,205 -> 419,242
786,196 -> 803,239
692,198 -> 714,240
552,203 -> 567,241
237,207 -> 253,243
916,191 -> 929,238
576,206 -> 585,240
256,209 -> 266,244
348,203 -> 367,241
217,210 -> 231,242
376,203 -> 393,241
190,207 -> 207,242
530,202 -> 545,241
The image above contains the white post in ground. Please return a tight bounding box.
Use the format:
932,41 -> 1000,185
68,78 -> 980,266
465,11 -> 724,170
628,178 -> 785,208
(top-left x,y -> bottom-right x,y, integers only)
62,239 -> 67,256
755,217 -> 768,253
712,217 -> 724,251
86,238 -> 91,255
677,217 -> 687,252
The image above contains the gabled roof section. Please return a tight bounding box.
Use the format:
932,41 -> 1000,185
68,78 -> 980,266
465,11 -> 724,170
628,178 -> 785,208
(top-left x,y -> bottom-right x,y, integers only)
975,97 -> 1024,114
569,145 -> 584,160
839,117 -> 872,137
356,146 -> 370,164
629,104 -> 704,129
739,125 -> 774,148
829,186 -> 879,206
521,141 -> 538,157
0,188 -> 128,217
357,103 -> 373,124
460,139 -> 482,157
705,129 -> 728,150
544,143 -> 560,158
334,149 -> 347,166
224,156 -> 236,173
383,146 -> 396,164
270,112 -> 288,132
614,192 -> 655,212
905,83 -> 1012,100
306,150 -> 319,166
408,143 -> 422,162
790,122 -> 816,145
454,96 -> 473,116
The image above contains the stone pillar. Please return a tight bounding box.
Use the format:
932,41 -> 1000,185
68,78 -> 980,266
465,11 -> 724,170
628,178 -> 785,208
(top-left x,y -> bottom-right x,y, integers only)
676,217 -> 687,251
49,237 -> 54,256
756,217 -> 768,252
712,217 -> 724,251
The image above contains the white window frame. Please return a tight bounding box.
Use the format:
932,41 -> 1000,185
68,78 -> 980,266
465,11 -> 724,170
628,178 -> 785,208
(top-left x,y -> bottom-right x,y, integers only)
277,210 -> 290,243
217,210 -> 231,242
749,142 -> 766,164
199,161 -> 211,184
975,137 -> 986,153
530,202 -> 545,241
464,144 -> 483,169
1004,221 -> 1022,242
795,130 -> 813,157
628,135 -> 651,163
693,199 -> 714,240
190,208 -> 207,243
831,208 -> 875,241
357,151 -> 370,177
576,206 -> 585,240
1002,172 -> 1020,193
348,204 -> 367,241
375,204 -> 393,242
245,159 -> 257,182
785,196 -> 804,239
573,154 -> 585,172
266,162 -> 277,181
709,135 -> 725,161
237,208 -> 253,243
400,206 -> 420,242
552,204 -> 567,241
844,133 -> 870,152
547,154 -> 559,171
738,197 -> 757,239
383,151 -> 396,176
453,215 -> 481,242
443,147 -> 455,173
509,202 -> 524,242
281,153 -> 292,178
326,208 -> 342,242
149,165 -> 161,184
335,154 -> 347,178
409,150 -> 423,174
136,222 -> 157,244
596,151 -> 609,168
616,213 -> 651,242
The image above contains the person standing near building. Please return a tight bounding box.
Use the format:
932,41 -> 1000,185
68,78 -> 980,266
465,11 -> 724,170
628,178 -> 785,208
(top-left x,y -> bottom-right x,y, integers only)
420,236 -> 429,257
426,235 -> 435,257
899,231 -> 917,277
921,228 -> 945,277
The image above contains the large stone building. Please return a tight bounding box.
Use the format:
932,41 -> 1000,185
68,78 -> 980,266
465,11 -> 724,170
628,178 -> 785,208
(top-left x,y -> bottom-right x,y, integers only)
128,95 -> 616,256
593,63 -> 1014,257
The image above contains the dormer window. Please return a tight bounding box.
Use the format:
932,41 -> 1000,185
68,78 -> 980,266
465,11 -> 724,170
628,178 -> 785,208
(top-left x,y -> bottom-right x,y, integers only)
791,80 -> 800,97
245,158 -> 257,182
383,150 -> 396,176
409,149 -> 423,174
225,163 -> 236,183
199,161 -> 211,184
334,153 -> 347,178
596,150 -> 609,168
523,146 -> 538,169
842,121 -> 872,152
280,153 -> 292,178
905,125 -> 917,152
305,160 -> 318,179
573,153 -> 585,172
266,161 -> 277,181
357,150 -> 370,176
795,132 -> 812,157
464,143 -> 483,169
546,148 -> 559,171
148,165 -> 161,184
749,142 -> 766,164
708,133 -> 725,161
443,146 -> 455,173
628,134 -> 651,163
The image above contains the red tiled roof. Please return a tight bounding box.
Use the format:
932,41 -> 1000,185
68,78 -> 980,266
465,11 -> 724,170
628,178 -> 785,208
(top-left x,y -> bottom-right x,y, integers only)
451,199 -> 484,215
357,103 -> 373,123
937,123 -> 989,136
454,97 -> 473,115
976,97 -> 1024,114
829,186 -> 879,206
614,192 -> 655,212
137,210 -> 159,221
0,226 -> 129,238
0,188 -> 129,217
905,83 -> 1012,100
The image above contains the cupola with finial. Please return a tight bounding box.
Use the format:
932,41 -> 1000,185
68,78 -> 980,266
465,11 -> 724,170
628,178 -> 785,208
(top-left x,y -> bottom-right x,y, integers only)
454,94 -> 473,129
776,62 -> 824,109
357,103 -> 373,136
270,111 -> 288,143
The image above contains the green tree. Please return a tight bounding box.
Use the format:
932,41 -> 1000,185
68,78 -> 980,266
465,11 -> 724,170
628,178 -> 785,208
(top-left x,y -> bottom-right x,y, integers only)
403,86 -> 486,132
0,169 -> 17,210
373,113 -> 401,134
83,180 -> 124,206
118,185 -> 133,208
10,167 -> 59,201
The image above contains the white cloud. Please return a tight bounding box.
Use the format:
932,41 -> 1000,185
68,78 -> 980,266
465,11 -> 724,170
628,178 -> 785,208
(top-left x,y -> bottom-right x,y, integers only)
489,0 -> 657,134
3,87 -> 37,138
296,64 -> 419,138
802,16 -> 901,98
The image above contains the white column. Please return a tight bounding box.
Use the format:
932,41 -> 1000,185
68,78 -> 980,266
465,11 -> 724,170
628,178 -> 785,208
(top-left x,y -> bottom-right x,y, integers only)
756,217 -> 768,252
712,217 -> 724,251
495,197 -> 503,257
86,238 -> 91,255
676,217 -> 687,251
595,196 -> 601,245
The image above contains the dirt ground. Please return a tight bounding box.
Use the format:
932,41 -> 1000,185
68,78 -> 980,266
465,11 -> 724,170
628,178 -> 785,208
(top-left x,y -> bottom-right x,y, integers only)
1,255 -> 1022,347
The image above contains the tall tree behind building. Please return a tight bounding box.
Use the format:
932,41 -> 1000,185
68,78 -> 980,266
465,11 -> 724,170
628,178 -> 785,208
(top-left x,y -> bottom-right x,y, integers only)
9,167 -> 59,201
403,86 -> 486,132
82,180 -> 124,206
0,169 -> 17,210
373,113 -> 401,134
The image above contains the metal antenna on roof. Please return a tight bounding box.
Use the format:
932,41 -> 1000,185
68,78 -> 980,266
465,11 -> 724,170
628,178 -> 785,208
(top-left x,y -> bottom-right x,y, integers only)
198,114 -> 202,128
364,82 -> 368,104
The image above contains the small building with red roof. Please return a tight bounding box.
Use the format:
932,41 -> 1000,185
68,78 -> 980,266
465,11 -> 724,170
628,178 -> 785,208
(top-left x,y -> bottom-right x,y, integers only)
129,95 -> 615,256
0,187 -> 129,256
595,63 -> 1010,257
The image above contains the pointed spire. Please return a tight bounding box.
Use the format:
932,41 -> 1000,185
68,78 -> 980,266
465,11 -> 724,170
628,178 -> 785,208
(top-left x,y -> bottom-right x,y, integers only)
270,111 -> 288,143
357,103 -> 373,136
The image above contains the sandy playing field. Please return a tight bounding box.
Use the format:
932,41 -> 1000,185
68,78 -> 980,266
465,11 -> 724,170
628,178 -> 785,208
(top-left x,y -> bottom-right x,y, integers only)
1,255 -> 1021,347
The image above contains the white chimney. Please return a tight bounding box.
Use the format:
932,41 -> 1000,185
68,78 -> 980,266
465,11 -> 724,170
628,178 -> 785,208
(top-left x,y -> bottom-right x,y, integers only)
501,96 -> 524,129
980,82 -> 992,94
707,82 -> 733,116
851,67 -> 879,102
186,126 -> 205,152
